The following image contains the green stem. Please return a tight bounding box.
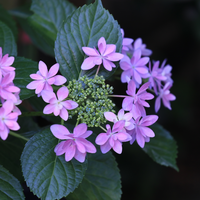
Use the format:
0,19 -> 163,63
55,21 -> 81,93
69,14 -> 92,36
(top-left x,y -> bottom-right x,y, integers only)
61,119 -> 64,126
19,111 -> 53,117
95,64 -> 101,78
9,131 -> 29,142
99,125 -> 107,132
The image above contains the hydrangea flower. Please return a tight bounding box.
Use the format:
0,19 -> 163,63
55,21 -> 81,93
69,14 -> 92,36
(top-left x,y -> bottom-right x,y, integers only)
104,109 -> 134,130
120,50 -> 149,85
122,80 -> 154,119
95,120 -> 132,154
0,72 -> 20,103
121,29 -> 134,54
26,61 -> 66,95
50,123 -> 96,163
0,47 -> 15,77
132,38 -> 152,56
0,100 -> 20,140
81,37 -> 124,71
128,115 -> 158,148
155,82 -> 176,112
43,86 -> 78,121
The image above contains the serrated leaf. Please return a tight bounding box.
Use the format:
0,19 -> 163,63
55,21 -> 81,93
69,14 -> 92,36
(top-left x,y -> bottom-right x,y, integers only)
25,0 -> 76,56
12,57 -> 38,100
55,0 -> 122,81
0,21 -> 17,56
68,143 -> 122,200
21,127 -> 87,200
143,123 -> 178,171
0,5 -> 18,40
0,165 -> 25,200
0,137 -> 26,182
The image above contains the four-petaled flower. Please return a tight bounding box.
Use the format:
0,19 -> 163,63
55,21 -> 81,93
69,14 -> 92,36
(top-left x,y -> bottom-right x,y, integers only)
81,37 -> 124,71
95,120 -> 132,154
26,61 -> 66,95
43,86 -> 78,121
50,123 -> 96,163
128,115 -> 158,148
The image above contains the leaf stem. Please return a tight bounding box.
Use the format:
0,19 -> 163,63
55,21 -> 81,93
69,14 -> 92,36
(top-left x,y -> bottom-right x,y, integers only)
99,125 -> 107,132
95,64 -> 101,77
9,131 -> 29,141
108,94 -> 129,98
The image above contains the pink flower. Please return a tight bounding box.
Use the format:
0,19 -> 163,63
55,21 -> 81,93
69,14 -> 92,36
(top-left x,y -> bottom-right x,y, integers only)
26,61 -> 66,95
0,47 -> 15,77
0,100 -> 20,140
50,123 -> 96,163
155,82 -> 176,112
95,120 -> 132,154
128,115 -> 158,148
43,86 -> 78,121
0,72 -> 20,102
122,80 -> 154,119
81,37 -> 124,71
120,50 -> 149,85
104,109 -> 134,130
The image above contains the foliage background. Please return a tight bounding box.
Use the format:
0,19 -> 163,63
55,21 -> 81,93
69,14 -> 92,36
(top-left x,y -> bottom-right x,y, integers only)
0,0 -> 199,199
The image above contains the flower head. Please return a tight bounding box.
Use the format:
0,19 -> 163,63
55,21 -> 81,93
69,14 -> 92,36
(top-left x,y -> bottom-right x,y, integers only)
95,120 -> 132,154
0,100 -> 20,140
128,115 -> 158,148
81,37 -> 124,71
50,123 -> 96,163
43,86 -> 78,121
26,61 -> 66,95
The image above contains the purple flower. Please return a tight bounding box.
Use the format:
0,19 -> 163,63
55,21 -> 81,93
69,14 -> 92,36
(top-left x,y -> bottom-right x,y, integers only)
121,29 -> 134,54
43,86 -> 78,121
0,100 -> 20,140
95,120 -> 132,154
155,82 -> 176,112
122,80 -> 154,119
81,37 -> 124,71
104,109 -> 134,130
120,50 -> 149,85
0,47 -> 15,77
50,123 -> 96,163
26,61 -> 66,95
128,115 -> 158,148
132,38 -> 152,56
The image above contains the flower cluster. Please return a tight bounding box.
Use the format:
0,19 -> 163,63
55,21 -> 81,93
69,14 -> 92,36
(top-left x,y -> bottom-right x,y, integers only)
0,47 -> 21,140
25,33 -> 175,163
120,29 -> 176,113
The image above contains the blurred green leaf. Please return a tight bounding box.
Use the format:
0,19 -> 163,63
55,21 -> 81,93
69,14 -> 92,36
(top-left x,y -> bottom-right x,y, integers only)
143,123 -> 179,171
0,21 -> 17,56
55,0 -> 122,81
0,165 -> 25,199
21,127 -> 87,200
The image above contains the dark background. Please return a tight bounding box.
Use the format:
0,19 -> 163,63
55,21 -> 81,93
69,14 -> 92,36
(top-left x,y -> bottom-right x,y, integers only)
1,0 -> 199,199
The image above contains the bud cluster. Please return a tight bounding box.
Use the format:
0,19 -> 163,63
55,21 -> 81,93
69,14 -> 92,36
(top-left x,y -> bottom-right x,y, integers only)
67,75 -> 115,127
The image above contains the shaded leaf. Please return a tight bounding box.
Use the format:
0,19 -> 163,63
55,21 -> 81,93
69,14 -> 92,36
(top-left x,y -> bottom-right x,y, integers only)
68,137 -> 122,200
0,21 -> 17,56
13,57 -> 38,100
21,127 -> 87,200
55,0 -> 122,81
143,123 -> 178,171
0,165 -> 25,200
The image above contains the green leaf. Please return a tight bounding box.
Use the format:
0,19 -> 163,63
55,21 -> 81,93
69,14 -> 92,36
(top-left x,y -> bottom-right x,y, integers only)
0,137 -> 26,182
0,21 -> 17,56
13,57 -> 38,100
0,5 -> 18,40
68,147 -> 122,200
0,165 -> 25,200
143,123 -> 179,171
55,0 -> 122,81
25,0 -> 76,56
21,127 -> 87,200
